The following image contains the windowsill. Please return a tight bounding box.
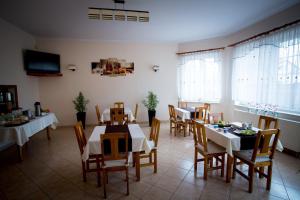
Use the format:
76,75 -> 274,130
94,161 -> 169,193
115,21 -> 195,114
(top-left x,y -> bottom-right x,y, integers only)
234,104 -> 300,124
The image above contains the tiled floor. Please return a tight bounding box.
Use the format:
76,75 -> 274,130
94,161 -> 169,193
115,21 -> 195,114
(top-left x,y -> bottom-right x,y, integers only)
0,122 -> 299,200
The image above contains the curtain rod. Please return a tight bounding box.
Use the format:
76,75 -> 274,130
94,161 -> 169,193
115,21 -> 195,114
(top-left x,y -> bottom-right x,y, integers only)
228,19 -> 300,47
176,47 -> 225,55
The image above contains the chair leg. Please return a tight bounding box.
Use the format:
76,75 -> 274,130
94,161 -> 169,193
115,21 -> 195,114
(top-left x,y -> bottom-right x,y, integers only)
149,151 -> 153,164
126,168 -> 129,195
204,156 -> 208,180
194,148 -> 198,171
103,170 -> 107,199
82,161 -> 87,182
221,154 -> 225,177
267,163 -> 272,190
232,157 -> 236,179
259,167 -> 264,178
169,122 -> 172,134
248,165 -> 254,193
96,157 -> 101,187
154,150 -> 157,173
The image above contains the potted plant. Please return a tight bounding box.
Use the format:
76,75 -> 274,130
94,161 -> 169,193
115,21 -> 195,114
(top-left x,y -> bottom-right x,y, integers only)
142,91 -> 159,126
73,92 -> 89,129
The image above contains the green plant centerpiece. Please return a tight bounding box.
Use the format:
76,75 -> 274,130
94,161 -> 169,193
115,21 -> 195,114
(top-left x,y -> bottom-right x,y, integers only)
73,92 -> 89,129
142,91 -> 159,126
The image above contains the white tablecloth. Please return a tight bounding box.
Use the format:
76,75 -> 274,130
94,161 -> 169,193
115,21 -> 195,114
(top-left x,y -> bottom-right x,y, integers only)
101,107 -> 135,122
0,113 -> 58,147
82,124 -> 151,161
175,107 -> 191,121
204,123 -> 284,156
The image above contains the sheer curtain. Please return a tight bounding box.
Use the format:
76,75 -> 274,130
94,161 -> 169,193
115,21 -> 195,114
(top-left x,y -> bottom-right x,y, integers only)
177,50 -> 222,102
232,23 -> 300,115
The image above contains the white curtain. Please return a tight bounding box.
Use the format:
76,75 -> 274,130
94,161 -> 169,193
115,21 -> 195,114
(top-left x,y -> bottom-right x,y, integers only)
177,50 -> 222,102
232,23 -> 300,114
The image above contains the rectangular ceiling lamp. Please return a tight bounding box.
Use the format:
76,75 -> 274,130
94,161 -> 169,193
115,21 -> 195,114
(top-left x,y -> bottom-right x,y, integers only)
139,12 -> 149,22
114,10 -> 126,21
102,9 -> 113,20
88,8 -> 149,22
88,8 -> 100,19
127,11 -> 137,22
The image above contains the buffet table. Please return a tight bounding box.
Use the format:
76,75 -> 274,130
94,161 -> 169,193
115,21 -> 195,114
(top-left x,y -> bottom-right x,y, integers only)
0,113 -> 58,160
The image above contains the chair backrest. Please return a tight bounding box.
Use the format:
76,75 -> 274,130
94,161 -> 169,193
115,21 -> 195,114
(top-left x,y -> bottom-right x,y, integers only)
204,103 -> 211,111
111,114 -> 129,125
95,105 -> 101,124
168,105 -> 176,120
150,118 -> 160,147
193,122 -> 208,152
208,112 -> 224,124
178,101 -> 187,109
251,129 -> 280,161
73,122 -> 87,155
134,103 -> 138,121
114,102 -> 124,108
258,116 -> 278,129
194,106 -> 208,121
100,132 -> 128,164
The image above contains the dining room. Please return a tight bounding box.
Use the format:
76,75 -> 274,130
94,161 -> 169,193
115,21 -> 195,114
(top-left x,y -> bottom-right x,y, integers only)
0,0 -> 300,200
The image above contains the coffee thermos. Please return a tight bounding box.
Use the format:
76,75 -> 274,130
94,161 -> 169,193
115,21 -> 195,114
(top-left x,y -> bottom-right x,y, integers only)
34,102 -> 41,116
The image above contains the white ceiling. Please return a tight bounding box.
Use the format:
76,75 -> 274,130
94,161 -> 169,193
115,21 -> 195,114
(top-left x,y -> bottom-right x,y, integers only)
0,0 -> 299,42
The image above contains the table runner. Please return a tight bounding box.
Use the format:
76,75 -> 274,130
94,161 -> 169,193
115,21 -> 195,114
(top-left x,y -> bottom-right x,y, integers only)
104,125 -> 132,153
228,128 -> 256,150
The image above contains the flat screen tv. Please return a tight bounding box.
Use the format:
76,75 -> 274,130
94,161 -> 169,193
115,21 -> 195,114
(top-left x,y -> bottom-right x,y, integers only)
23,50 -> 62,76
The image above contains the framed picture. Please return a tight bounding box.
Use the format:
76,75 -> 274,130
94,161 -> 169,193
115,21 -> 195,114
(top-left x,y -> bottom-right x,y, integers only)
91,58 -> 134,76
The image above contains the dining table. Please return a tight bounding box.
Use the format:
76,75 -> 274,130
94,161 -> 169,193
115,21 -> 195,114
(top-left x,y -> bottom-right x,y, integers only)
82,124 -> 152,181
203,122 -> 284,183
101,107 -> 135,123
0,113 -> 58,160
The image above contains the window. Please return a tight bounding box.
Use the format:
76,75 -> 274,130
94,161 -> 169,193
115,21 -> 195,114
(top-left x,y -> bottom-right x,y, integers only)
232,23 -> 300,115
177,50 -> 222,102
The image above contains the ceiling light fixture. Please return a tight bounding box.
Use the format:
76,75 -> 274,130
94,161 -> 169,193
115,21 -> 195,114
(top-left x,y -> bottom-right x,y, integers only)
88,0 -> 149,22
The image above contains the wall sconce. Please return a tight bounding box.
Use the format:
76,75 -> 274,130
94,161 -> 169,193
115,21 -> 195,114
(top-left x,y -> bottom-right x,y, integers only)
67,64 -> 77,71
152,65 -> 159,72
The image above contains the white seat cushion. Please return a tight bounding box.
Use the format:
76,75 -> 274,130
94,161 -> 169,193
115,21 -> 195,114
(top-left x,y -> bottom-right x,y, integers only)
102,159 -> 129,168
197,140 -> 226,154
234,150 -> 271,164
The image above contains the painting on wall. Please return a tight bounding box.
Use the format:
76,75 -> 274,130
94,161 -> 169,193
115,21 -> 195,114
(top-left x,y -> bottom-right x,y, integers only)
91,58 -> 134,76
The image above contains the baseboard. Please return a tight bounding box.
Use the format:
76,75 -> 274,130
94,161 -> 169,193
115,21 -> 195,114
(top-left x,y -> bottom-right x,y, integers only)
283,147 -> 300,158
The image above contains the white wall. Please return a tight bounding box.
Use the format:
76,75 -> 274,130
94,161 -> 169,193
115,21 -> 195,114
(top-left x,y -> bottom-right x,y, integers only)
0,18 -> 39,111
178,3 -> 300,152
36,39 -> 178,126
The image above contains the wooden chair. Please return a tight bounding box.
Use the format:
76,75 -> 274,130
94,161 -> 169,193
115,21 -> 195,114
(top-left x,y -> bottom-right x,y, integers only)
110,108 -> 128,125
132,103 -> 138,123
188,106 -> 208,133
193,122 -> 226,180
232,129 -> 280,193
100,132 -> 129,198
208,112 -> 224,124
258,116 -> 278,129
168,104 -> 187,136
135,118 -> 160,173
114,102 -> 124,108
178,101 -> 188,108
95,105 -> 102,125
74,122 -> 101,186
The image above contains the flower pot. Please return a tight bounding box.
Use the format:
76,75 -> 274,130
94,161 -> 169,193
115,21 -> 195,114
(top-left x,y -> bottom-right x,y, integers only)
148,110 -> 156,126
76,112 -> 86,129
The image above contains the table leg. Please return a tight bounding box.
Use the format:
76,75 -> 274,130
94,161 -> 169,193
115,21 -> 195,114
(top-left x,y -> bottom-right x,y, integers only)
17,145 -> 23,161
46,126 -> 51,140
134,152 -> 140,181
226,154 -> 233,183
